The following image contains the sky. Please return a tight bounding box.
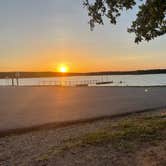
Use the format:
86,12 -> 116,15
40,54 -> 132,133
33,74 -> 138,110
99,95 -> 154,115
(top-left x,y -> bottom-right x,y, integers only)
0,0 -> 165,72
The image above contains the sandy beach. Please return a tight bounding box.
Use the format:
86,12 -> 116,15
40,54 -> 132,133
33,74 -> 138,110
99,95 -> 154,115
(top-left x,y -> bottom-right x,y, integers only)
0,109 -> 165,166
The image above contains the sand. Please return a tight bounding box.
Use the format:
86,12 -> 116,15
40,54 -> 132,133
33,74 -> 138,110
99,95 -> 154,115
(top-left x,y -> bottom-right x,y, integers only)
0,109 -> 165,166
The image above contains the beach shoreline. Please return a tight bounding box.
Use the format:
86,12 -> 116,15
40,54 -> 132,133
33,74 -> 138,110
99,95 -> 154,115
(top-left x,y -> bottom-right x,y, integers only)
0,106 -> 166,138
0,108 -> 165,165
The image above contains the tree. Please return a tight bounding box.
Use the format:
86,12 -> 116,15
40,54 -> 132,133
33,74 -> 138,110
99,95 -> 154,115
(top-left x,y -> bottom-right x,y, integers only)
84,0 -> 166,43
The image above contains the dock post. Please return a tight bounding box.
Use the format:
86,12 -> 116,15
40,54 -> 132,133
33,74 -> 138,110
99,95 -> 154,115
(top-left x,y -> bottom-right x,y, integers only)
15,72 -> 20,86
11,77 -> 14,86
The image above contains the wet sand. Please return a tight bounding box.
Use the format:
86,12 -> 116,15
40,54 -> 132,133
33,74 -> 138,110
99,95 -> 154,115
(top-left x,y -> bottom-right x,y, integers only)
0,86 -> 166,134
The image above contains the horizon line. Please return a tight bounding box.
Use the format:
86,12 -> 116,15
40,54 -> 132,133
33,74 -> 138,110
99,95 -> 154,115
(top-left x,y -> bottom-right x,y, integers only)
0,68 -> 166,74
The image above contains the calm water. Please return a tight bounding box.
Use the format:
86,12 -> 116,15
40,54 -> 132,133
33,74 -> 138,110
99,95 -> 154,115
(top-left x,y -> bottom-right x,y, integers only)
0,74 -> 166,86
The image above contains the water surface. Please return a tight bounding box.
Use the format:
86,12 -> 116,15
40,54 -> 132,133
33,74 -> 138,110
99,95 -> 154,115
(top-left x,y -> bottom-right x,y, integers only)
0,74 -> 166,86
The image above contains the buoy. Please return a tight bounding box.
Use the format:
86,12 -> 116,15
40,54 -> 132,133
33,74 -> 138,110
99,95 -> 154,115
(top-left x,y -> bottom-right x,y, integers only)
145,89 -> 148,92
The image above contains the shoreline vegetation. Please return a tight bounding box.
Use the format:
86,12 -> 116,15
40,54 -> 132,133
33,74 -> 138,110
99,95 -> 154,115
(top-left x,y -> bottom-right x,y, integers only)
0,109 -> 166,165
0,69 -> 166,78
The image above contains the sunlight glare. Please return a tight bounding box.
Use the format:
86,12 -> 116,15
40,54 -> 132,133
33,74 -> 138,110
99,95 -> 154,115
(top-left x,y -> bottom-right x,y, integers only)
59,65 -> 69,73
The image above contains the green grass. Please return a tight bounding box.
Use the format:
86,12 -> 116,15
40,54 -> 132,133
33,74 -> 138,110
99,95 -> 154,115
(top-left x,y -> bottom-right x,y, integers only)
36,114 -> 166,161
81,116 -> 166,145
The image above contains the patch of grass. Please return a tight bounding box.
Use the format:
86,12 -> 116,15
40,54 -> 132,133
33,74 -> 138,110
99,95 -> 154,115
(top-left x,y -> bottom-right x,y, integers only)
36,142 -> 81,162
112,140 -> 136,152
78,115 -> 166,150
36,114 -> 166,161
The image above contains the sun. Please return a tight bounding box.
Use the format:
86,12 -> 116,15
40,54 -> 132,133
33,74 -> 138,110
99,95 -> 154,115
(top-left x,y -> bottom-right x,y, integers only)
58,65 -> 69,73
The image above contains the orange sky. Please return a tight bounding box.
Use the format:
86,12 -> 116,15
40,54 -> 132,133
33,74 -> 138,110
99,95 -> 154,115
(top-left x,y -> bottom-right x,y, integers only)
0,0 -> 165,72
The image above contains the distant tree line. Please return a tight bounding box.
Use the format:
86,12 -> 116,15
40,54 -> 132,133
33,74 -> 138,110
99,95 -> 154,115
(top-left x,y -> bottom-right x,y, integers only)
0,69 -> 166,78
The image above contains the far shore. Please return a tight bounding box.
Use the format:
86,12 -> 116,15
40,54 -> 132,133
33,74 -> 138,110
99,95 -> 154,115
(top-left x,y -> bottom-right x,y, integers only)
0,69 -> 166,78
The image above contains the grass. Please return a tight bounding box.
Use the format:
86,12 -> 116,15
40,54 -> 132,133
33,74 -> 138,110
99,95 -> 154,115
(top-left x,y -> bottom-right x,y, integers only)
36,113 -> 166,161
80,115 -> 166,145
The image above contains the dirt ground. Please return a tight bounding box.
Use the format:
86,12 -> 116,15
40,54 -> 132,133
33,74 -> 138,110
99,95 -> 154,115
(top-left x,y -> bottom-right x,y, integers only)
0,109 -> 166,166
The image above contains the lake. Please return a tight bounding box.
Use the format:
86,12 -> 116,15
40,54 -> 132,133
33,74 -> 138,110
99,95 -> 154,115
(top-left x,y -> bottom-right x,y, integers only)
0,74 -> 166,87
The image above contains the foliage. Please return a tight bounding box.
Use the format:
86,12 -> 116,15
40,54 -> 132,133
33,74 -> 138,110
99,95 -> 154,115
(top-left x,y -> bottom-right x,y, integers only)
84,0 -> 166,43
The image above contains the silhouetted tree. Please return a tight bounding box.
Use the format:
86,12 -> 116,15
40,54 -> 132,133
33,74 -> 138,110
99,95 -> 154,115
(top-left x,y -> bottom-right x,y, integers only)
84,0 -> 166,43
